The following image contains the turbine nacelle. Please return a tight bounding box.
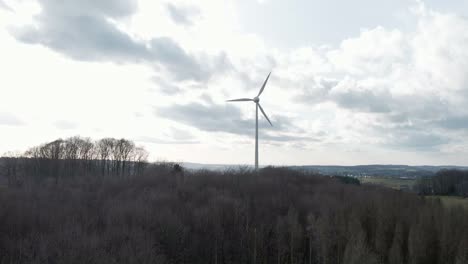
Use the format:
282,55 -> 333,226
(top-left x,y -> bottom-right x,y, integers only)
226,71 -> 273,171
226,72 -> 273,127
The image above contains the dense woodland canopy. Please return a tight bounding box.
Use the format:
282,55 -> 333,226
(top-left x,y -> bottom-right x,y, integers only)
0,160 -> 467,263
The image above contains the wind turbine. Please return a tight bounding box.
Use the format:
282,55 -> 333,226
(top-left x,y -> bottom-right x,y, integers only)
227,72 -> 273,170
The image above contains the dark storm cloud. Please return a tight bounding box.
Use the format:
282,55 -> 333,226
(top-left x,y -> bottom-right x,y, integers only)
166,3 -> 199,26
0,112 -> 24,126
156,102 -> 309,142
11,0 -> 226,82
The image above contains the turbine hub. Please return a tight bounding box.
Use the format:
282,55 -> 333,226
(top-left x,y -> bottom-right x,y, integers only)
253,97 -> 259,103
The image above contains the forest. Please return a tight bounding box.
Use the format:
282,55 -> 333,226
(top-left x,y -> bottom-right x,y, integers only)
1,136 -> 149,186
0,138 -> 468,264
414,169 -> 468,197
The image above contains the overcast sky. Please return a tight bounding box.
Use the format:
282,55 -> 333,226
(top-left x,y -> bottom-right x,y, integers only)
1,0 -> 468,166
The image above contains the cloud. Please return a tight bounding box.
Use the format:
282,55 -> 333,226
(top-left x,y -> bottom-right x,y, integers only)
4,0 -> 468,161
167,127 -> 196,141
151,76 -> 182,95
54,120 -> 77,130
136,126 -> 200,145
157,102 -> 250,135
11,0 -> 143,62
261,133 -> 316,143
0,0 -> 12,11
294,77 -> 337,103
10,0 -> 227,82
0,112 -> 24,126
37,0 -> 138,18
328,78 -> 392,113
435,116 -> 468,130
156,102 -> 308,143
149,37 -> 210,81
166,3 -> 199,26
278,2 -> 468,154
136,136 -> 199,145
328,26 -> 407,76
14,15 -> 150,62
384,130 -> 449,151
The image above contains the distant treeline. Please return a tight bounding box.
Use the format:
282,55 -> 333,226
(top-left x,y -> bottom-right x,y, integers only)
332,175 -> 360,185
415,169 -> 468,197
0,136 -> 149,185
0,166 -> 467,264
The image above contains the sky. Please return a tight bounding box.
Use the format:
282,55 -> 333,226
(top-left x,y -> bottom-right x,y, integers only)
1,0 -> 468,166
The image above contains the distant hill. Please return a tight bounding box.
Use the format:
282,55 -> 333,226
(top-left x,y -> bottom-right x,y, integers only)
181,162 -> 250,171
182,162 -> 468,178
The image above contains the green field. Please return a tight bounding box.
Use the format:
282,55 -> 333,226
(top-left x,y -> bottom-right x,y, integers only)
426,196 -> 468,210
359,177 -> 468,210
360,176 -> 416,190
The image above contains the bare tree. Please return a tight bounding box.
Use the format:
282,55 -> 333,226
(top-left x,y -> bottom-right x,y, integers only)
132,146 -> 149,176
115,139 -> 135,177
97,138 -> 116,176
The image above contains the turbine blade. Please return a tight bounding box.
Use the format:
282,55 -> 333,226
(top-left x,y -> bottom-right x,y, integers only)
258,103 -> 273,126
257,71 -> 271,97
226,98 -> 253,102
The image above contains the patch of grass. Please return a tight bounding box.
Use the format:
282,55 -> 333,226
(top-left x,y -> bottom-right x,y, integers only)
426,196 -> 468,210
360,176 -> 416,190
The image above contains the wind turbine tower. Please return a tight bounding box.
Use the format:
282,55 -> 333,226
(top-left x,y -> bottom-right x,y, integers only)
227,72 -> 273,170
